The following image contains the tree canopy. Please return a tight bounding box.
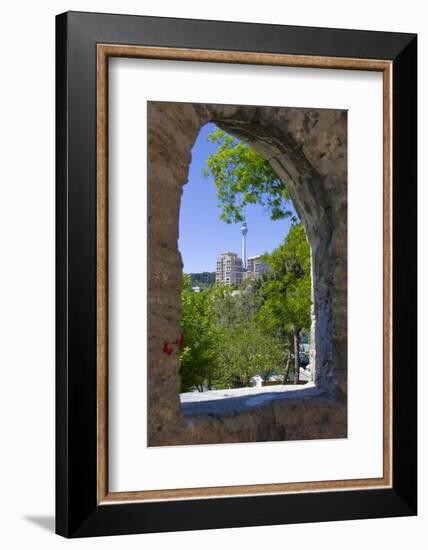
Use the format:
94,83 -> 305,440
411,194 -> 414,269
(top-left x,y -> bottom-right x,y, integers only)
258,224 -> 311,337
203,127 -> 296,224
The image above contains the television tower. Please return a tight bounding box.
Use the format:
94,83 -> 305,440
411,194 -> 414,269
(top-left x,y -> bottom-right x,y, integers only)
240,221 -> 248,269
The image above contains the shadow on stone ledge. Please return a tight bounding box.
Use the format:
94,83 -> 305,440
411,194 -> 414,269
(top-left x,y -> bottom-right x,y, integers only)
181,385 -> 326,417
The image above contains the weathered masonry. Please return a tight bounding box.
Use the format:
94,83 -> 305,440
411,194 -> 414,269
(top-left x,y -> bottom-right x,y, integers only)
147,102 -> 347,446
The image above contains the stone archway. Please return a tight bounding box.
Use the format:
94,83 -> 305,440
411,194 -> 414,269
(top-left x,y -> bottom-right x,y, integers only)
147,101 -> 347,446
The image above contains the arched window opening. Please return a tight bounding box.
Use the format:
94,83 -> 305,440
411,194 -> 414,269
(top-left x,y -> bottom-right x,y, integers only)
179,123 -> 314,415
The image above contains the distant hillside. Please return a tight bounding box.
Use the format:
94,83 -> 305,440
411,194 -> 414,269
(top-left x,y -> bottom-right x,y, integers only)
189,272 -> 216,288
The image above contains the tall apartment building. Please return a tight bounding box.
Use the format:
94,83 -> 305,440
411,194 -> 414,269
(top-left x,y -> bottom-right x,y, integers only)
216,252 -> 243,286
245,255 -> 269,280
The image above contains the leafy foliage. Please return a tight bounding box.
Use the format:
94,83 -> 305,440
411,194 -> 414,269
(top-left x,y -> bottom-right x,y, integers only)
189,271 -> 216,288
258,224 -> 311,383
258,224 -> 311,337
216,323 -> 285,387
179,275 -> 220,392
203,127 -> 296,223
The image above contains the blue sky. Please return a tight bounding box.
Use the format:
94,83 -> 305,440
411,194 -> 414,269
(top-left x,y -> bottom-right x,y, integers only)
178,123 -> 297,273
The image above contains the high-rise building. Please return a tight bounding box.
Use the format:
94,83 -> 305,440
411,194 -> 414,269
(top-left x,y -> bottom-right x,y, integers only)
245,255 -> 269,280
216,252 -> 243,286
240,221 -> 248,269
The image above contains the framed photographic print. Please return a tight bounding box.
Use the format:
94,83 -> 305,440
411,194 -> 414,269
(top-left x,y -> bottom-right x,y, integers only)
56,11 -> 417,538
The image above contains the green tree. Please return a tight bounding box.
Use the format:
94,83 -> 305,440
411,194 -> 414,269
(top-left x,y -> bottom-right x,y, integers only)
210,285 -> 286,387
179,277 -> 288,391
216,322 -> 285,388
203,127 -> 296,223
258,224 -> 312,384
179,275 -> 219,391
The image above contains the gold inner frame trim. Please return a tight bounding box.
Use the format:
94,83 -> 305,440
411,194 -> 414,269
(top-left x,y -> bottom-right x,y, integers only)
96,43 -> 393,505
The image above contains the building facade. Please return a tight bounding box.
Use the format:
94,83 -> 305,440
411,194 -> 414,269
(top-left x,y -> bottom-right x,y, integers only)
216,252 -> 243,286
245,255 -> 269,280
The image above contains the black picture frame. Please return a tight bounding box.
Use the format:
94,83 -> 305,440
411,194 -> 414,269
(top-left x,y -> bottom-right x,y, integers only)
56,11 -> 417,538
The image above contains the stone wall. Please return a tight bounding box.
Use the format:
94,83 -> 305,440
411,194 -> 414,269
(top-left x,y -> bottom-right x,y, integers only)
147,102 -> 347,446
